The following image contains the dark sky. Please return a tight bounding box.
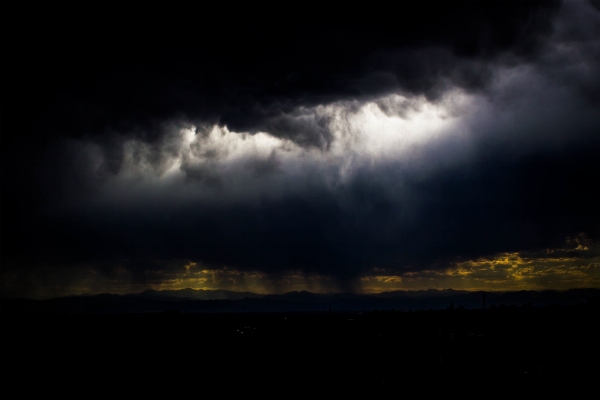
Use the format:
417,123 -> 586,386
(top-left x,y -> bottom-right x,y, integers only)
2,1 -> 600,298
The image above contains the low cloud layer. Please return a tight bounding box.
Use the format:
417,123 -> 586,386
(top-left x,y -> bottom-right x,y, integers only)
4,236 -> 599,299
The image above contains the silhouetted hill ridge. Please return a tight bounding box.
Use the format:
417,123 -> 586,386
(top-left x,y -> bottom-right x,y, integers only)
3,288 -> 599,313
136,288 -> 263,300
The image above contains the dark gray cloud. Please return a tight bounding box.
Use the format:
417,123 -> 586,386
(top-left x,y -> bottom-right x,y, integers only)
3,1 -> 600,295
4,1 -> 562,146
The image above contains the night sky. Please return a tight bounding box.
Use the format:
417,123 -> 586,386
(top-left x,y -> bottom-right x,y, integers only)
2,1 -> 600,299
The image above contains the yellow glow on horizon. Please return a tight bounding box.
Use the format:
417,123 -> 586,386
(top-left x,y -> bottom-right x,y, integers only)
8,237 -> 600,299
359,248 -> 600,293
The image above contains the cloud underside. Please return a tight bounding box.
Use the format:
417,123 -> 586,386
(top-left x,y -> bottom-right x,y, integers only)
2,1 -> 600,297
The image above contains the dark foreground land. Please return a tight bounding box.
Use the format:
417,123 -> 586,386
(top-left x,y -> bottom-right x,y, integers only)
3,303 -> 599,393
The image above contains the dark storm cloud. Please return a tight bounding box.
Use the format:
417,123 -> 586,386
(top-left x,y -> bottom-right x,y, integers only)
3,1 -> 600,294
12,136 -> 600,285
4,1 -> 562,146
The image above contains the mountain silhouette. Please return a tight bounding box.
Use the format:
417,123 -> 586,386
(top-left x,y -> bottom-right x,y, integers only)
136,288 -> 263,301
3,288 -> 599,314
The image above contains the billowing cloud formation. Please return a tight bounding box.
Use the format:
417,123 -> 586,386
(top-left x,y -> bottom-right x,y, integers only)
2,1 -> 600,297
